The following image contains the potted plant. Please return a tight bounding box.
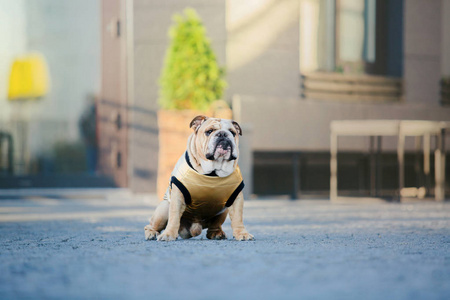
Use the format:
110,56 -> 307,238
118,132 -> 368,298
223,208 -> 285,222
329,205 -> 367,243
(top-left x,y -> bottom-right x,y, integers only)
157,8 -> 228,199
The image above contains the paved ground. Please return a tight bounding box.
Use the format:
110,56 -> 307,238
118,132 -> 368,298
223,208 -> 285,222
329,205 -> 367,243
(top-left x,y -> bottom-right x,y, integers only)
0,189 -> 449,300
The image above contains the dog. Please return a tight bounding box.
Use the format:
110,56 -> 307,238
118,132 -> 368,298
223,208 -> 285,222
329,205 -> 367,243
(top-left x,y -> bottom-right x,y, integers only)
144,115 -> 254,241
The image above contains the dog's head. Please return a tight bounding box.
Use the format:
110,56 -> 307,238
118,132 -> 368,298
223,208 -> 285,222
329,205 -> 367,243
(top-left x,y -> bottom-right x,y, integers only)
189,115 -> 242,162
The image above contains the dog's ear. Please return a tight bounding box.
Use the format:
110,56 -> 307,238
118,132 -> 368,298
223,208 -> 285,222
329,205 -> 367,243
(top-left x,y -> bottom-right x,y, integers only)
232,121 -> 242,136
190,115 -> 208,132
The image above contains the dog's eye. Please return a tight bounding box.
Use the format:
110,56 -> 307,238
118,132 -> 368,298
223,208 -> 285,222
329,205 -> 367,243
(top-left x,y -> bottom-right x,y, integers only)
229,130 -> 236,137
205,129 -> 213,136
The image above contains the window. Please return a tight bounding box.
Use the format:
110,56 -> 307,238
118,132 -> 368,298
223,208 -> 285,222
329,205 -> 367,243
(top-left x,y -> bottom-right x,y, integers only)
337,0 -> 376,71
300,0 -> 403,77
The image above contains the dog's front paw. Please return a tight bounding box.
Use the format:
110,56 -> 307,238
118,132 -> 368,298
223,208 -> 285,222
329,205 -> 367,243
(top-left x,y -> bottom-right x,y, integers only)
233,231 -> 254,241
157,231 -> 178,242
144,225 -> 158,241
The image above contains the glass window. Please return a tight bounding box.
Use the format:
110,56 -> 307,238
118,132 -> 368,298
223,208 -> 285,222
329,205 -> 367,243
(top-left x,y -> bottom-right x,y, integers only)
300,0 -> 403,76
0,0 -> 111,188
300,0 -> 335,73
338,0 -> 375,63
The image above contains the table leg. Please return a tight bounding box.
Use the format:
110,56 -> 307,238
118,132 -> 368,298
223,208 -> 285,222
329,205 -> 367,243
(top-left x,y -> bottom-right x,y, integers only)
376,136 -> 382,197
397,132 -> 405,201
435,129 -> 445,201
414,136 -> 422,189
423,134 -> 431,194
330,133 -> 338,201
370,136 -> 376,197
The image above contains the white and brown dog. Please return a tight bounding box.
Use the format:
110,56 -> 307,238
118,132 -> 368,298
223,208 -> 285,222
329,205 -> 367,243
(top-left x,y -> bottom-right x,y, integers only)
144,115 -> 254,241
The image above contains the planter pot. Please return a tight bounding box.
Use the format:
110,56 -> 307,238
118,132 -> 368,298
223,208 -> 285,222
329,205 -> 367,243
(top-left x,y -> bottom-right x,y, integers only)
157,110 -> 202,200
156,103 -> 233,200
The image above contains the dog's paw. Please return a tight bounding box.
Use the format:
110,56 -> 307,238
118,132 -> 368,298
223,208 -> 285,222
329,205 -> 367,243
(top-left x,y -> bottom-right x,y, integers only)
144,225 -> 158,241
233,231 -> 254,241
157,231 -> 178,242
206,229 -> 227,240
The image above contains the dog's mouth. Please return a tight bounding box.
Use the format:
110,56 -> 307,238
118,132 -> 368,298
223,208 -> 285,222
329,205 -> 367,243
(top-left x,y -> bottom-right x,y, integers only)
206,139 -> 236,161
215,143 -> 231,155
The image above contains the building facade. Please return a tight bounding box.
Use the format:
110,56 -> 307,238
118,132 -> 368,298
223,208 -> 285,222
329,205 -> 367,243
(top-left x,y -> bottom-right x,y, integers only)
122,0 -> 450,197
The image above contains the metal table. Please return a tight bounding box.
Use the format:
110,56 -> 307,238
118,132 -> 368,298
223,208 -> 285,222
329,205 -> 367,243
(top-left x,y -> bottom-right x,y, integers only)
330,120 -> 448,201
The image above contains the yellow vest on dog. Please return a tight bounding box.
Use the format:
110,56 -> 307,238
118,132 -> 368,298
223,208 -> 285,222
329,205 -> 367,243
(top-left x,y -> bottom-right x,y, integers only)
170,152 -> 244,222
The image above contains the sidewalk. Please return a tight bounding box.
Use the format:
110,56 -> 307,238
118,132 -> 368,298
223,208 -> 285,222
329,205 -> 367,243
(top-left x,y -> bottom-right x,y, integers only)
1,190 -> 449,300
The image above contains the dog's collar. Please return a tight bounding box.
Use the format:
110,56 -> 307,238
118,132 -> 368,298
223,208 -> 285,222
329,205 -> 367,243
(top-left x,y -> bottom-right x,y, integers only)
185,151 -> 218,177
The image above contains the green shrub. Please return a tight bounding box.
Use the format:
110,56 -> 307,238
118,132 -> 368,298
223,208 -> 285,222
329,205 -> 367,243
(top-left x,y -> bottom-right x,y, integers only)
158,8 -> 226,111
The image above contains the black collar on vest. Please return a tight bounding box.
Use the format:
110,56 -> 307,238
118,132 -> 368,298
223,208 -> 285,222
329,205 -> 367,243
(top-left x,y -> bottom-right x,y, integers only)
185,151 -> 218,177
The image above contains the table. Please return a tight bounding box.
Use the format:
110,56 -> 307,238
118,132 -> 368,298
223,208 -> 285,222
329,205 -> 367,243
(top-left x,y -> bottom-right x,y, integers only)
330,120 -> 448,201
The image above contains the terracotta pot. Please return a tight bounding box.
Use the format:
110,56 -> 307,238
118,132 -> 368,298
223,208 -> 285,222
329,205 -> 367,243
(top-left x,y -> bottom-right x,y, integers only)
157,110 -> 202,200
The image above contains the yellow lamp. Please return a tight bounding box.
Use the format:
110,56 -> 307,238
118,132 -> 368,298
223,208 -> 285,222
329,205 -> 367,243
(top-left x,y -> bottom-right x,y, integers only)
8,53 -> 50,100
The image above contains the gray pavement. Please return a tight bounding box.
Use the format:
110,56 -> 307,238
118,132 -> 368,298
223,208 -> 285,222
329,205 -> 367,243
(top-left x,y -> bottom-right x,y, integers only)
1,190 -> 450,300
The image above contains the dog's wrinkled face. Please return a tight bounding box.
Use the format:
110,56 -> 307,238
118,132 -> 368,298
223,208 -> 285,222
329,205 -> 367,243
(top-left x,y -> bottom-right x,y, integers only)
190,115 -> 242,163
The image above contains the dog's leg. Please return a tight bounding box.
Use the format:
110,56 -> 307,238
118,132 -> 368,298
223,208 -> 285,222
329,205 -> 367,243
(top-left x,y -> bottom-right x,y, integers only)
206,211 -> 228,240
228,192 -> 254,241
144,200 -> 169,240
157,186 -> 186,241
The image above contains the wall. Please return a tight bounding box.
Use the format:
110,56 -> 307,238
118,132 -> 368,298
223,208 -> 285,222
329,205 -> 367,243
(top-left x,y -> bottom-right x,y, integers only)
129,0 -> 227,192
0,0 -> 26,121
235,95 -> 450,152
226,0 -> 300,99
443,0 -> 450,76
404,0 -> 442,105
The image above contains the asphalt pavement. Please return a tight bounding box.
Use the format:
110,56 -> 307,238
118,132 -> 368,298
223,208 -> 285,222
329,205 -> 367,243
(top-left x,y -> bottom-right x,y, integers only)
0,189 -> 449,300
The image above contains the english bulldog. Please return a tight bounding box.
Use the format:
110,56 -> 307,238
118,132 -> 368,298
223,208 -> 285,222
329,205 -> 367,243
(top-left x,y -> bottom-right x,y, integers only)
144,115 -> 254,241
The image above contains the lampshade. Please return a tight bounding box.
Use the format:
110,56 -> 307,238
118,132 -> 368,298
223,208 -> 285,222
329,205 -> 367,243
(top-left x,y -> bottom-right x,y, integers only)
8,53 -> 50,100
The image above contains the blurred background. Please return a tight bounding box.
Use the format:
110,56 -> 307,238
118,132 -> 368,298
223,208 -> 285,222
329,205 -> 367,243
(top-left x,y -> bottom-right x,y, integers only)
1,0 -> 450,200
